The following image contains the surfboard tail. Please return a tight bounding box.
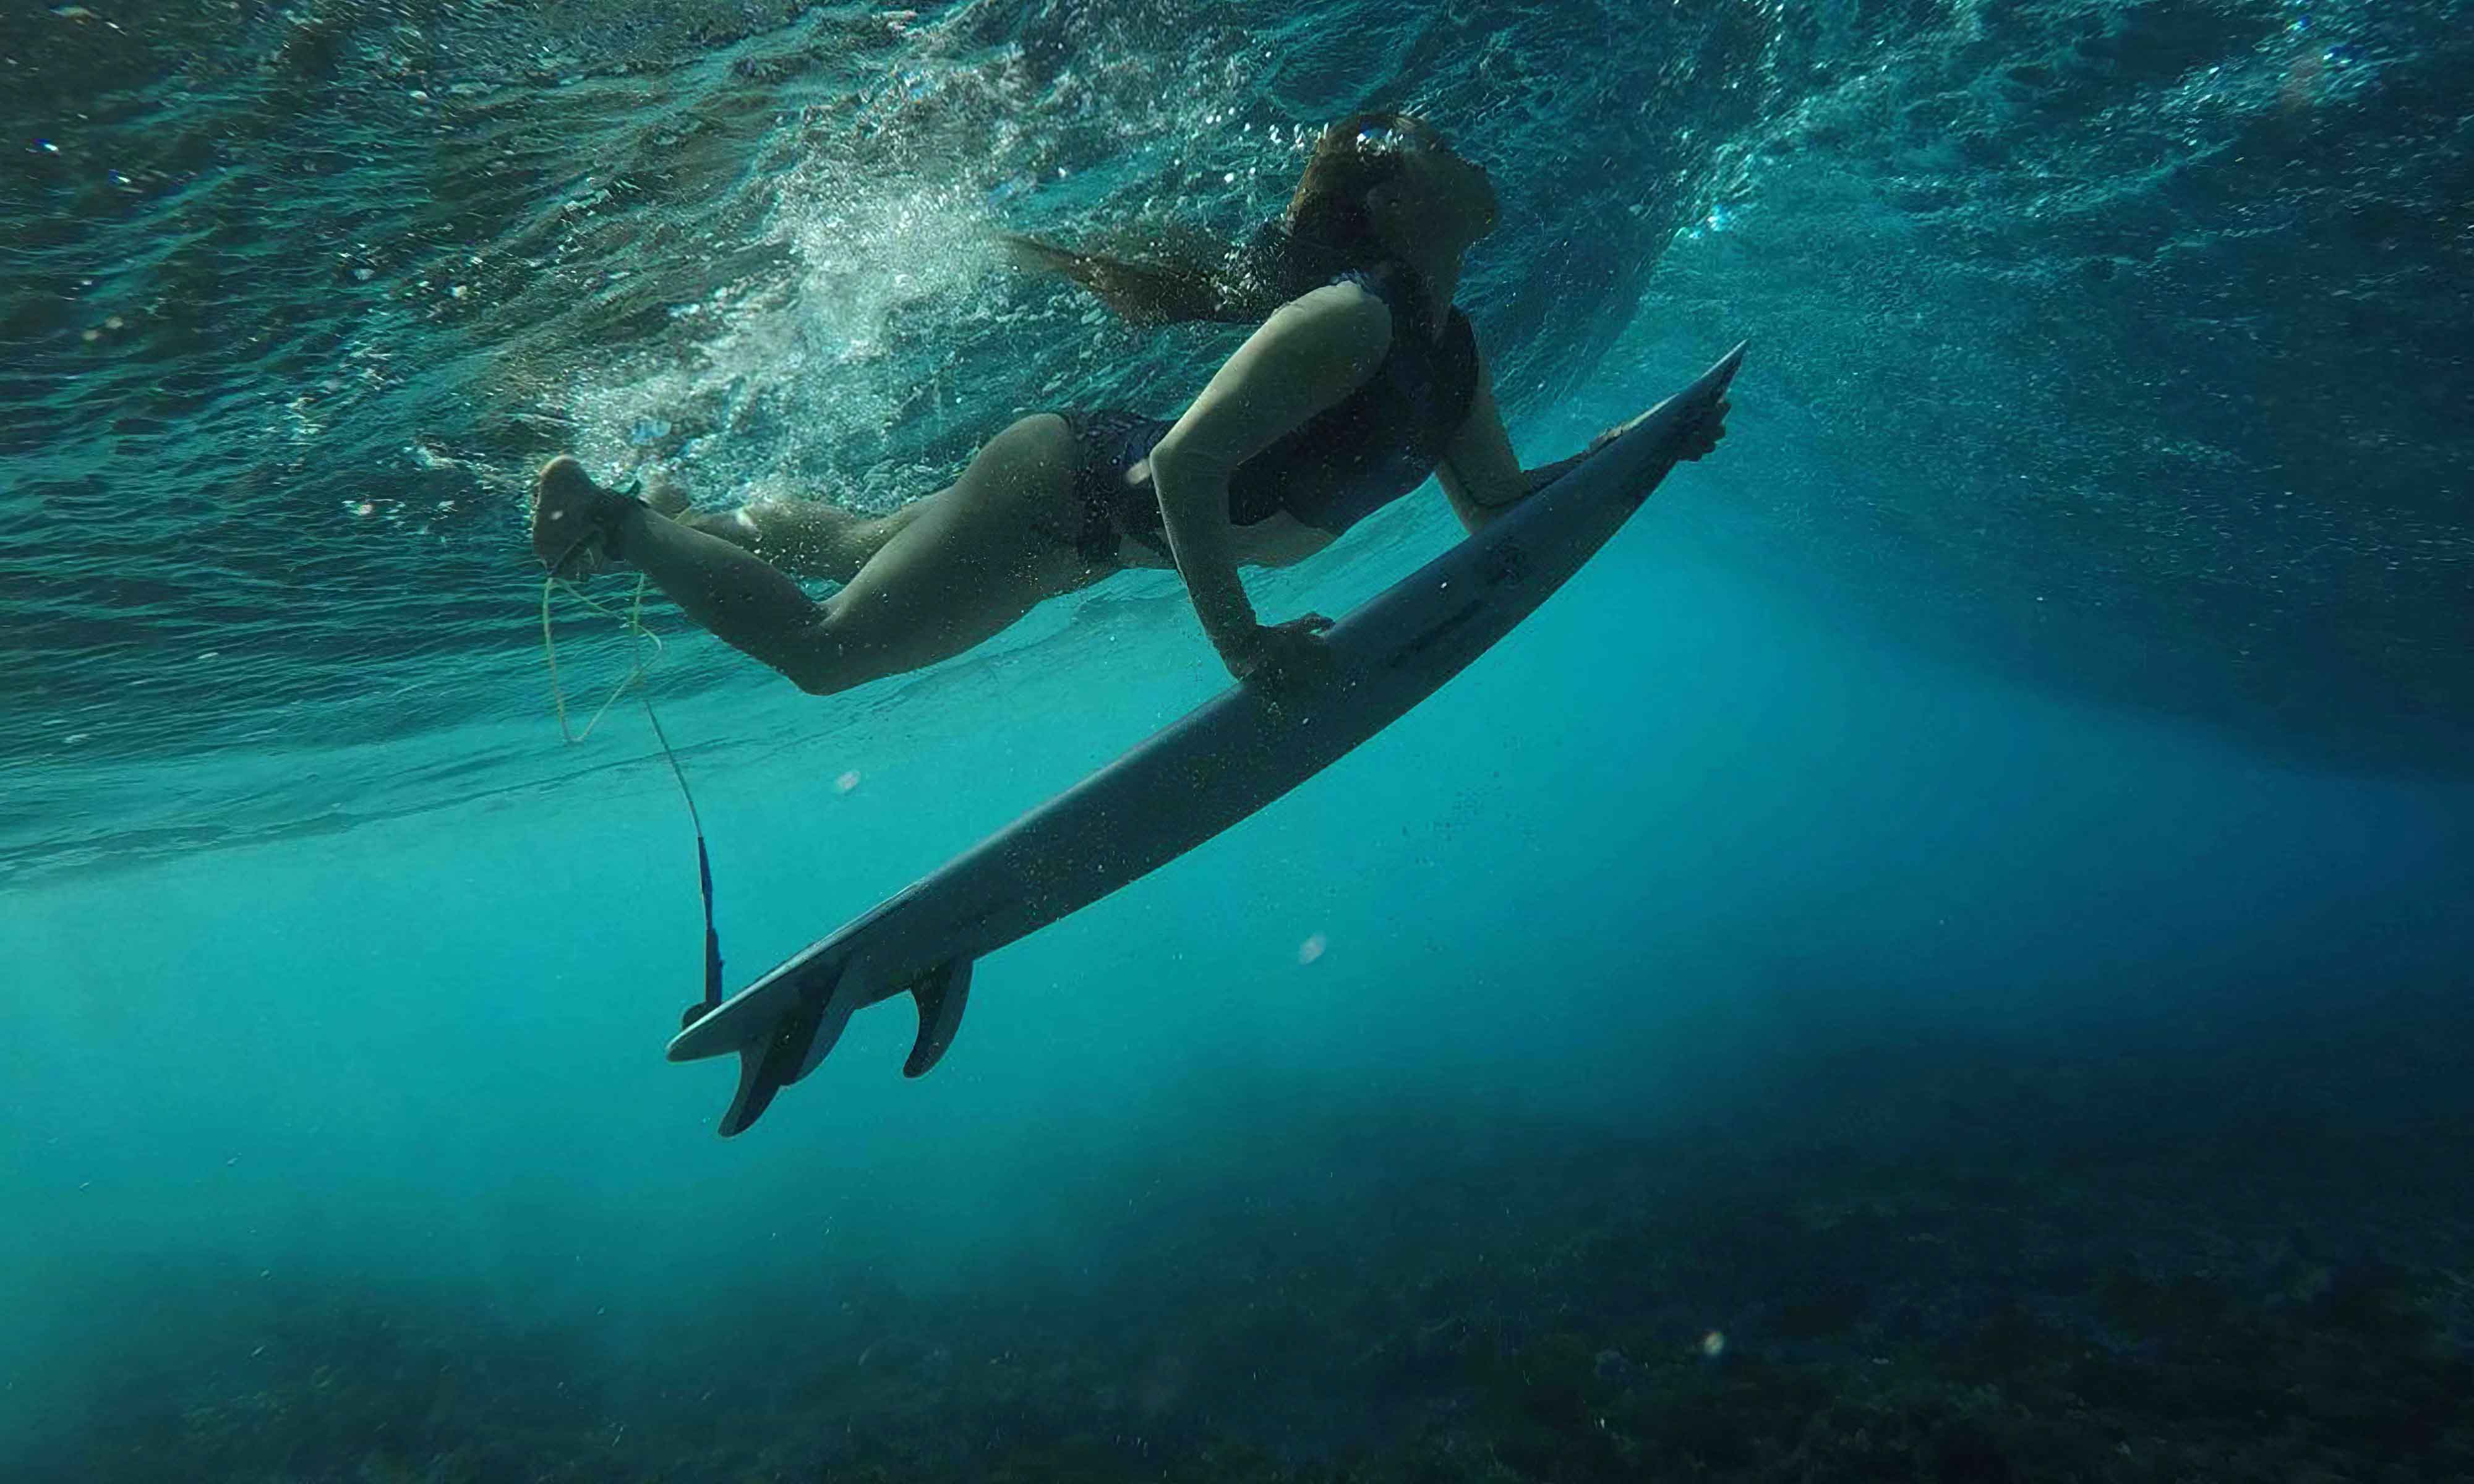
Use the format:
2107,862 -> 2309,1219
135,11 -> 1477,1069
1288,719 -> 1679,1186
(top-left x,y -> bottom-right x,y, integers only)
702,956 -> 971,1133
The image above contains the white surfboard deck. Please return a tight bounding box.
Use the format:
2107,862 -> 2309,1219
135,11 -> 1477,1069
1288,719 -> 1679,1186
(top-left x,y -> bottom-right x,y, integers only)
669,343 -> 1745,1135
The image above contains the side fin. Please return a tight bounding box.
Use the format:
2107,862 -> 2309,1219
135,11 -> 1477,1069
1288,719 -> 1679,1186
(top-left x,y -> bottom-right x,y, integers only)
716,968 -> 854,1137
719,1044 -> 787,1139
903,958 -> 974,1078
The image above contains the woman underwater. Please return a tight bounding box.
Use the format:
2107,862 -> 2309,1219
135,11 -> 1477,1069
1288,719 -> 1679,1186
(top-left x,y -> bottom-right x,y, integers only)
528,111 -> 1729,692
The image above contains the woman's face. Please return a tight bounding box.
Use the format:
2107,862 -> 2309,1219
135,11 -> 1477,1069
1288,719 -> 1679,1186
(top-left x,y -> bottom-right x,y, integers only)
1361,117 -> 1500,242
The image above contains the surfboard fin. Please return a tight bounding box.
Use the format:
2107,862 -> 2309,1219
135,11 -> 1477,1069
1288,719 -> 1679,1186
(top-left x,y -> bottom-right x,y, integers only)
716,965 -> 855,1136
903,957 -> 974,1078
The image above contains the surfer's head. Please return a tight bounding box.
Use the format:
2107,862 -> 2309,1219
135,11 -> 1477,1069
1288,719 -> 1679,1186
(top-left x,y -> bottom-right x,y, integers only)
1003,111 -> 1495,327
1287,111 -> 1499,261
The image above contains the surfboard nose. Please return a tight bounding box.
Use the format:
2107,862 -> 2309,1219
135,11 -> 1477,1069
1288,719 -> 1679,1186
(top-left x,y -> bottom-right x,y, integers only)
1696,341 -> 1748,401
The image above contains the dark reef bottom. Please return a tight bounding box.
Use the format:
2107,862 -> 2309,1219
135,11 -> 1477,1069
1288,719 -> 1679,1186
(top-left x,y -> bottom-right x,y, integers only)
20,997 -> 2472,1483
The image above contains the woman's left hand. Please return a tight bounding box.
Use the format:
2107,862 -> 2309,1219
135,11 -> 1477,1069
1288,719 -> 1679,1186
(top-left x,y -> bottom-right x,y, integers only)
1226,614 -> 1338,691
1677,395 -> 1731,460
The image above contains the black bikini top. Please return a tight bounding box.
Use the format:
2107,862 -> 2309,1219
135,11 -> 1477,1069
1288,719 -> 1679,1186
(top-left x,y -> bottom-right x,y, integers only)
1225,263 -> 1479,535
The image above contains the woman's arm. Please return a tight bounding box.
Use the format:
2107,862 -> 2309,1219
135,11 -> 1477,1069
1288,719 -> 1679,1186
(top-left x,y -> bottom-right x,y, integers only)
1147,283 -> 1392,672
1439,343 -> 1730,535
1436,344 -> 1590,534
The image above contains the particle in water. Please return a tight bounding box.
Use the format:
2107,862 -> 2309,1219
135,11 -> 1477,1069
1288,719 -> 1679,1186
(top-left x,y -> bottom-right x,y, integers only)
835,770 -> 861,793
1298,932 -> 1326,965
1700,1331 -> 1726,1357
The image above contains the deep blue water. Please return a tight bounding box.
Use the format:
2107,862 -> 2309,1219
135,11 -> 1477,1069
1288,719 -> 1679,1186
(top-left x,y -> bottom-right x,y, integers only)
4,1 -> 2471,1479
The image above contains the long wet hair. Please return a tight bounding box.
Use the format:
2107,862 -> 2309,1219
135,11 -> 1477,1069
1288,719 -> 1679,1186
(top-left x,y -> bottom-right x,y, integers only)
1003,110 -> 1425,327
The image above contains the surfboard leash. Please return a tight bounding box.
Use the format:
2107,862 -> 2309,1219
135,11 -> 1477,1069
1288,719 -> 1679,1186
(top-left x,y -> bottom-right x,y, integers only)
539,571 -> 729,1031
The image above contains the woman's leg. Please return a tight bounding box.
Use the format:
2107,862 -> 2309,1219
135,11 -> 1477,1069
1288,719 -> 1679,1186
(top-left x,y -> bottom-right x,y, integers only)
534,414 -> 1103,696
674,496 -> 928,584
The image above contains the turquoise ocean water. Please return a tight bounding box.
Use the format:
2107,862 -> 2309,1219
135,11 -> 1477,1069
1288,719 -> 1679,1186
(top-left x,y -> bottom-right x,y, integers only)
6,1 -> 2470,1478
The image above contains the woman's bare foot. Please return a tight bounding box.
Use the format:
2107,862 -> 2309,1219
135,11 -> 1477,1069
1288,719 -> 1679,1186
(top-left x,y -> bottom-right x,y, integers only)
529,456 -> 641,578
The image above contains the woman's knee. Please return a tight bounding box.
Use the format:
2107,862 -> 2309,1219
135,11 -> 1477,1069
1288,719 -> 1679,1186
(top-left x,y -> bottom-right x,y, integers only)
761,615 -> 860,697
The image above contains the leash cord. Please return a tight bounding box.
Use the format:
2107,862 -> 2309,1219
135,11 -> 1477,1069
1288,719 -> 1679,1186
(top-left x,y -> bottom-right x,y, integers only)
541,572 -> 727,1024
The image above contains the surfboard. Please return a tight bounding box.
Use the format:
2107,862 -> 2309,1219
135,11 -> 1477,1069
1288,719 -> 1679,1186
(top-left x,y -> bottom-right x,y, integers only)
668,342 -> 1745,1135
